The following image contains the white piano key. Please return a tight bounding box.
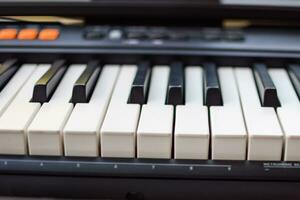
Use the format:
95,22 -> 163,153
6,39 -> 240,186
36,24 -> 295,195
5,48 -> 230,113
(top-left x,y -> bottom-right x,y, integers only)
0,64 -> 50,155
269,69 -> 300,161
210,68 -> 247,160
269,70 -> 299,106
235,68 -> 283,161
12,65 -> 50,103
109,65 -> 137,105
28,102 -> 73,156
100,65 -> 140,158
27,64 -> 86,156
0,64 -> 36,116
174,66 -> 209,160
146,66 -> 170,105
63,65 -> 120,157
184,67 -> 204,105
137,66 -> 173,159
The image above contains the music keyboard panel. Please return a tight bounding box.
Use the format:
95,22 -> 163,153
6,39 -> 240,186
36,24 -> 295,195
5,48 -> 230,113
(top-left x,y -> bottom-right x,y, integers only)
0,24 -> 299,199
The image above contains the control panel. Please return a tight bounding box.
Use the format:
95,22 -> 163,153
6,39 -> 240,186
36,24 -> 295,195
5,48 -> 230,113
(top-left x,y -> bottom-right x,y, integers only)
0,23 -> 299,65
83,26 -> 245,42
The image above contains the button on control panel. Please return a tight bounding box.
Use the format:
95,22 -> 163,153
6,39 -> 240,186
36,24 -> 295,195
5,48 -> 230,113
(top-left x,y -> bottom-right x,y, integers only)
38,28 -> 60,41
83,26 -> 109,40
0,28 -> 18,40
18,28 -> 39,40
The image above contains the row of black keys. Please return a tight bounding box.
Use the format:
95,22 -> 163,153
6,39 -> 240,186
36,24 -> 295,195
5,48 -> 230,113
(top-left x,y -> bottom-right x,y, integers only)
129,61 -> 300,107
1,58 -> 300,106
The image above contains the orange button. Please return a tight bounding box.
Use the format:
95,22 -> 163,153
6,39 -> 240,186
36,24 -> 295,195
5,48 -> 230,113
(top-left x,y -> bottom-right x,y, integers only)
0,28 -> 18,40
38,28 -> 60,41
18,28 -> 38,40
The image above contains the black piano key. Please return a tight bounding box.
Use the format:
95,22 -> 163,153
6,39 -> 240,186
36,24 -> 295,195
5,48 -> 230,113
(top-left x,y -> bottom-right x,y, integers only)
0,58 -> 19,91
71,60 -> 101,103
288,64 -> 300,99
32,59 -> 67,103
128,61 -> 151,104
166,62 -> 184,105
253,63 -> 281,107
203,62 -> 223,106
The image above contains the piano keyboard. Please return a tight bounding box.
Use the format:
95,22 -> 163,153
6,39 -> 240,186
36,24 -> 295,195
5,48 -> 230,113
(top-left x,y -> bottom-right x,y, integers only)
0,60 -> 299,161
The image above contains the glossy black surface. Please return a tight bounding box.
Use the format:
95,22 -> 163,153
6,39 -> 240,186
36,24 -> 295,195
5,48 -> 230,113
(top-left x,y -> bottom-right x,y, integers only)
253,63 -> 281,107
203,62 -> 223,106
71,60 -> 101,103
32,59 -> 67,103
166,62 -> 184,105
128,61 -> 150,104
0,58 -> 19,91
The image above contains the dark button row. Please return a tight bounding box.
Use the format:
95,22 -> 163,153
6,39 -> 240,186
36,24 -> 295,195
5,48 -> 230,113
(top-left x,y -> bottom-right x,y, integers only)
84,26 -> 244,42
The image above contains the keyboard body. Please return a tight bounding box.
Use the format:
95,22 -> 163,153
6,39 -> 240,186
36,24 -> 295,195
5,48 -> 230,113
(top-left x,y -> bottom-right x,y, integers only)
0,24 -> 300,199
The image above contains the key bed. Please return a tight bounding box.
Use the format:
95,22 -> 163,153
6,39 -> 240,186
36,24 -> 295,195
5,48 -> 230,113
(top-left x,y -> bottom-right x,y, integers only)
0,61 -> 297,162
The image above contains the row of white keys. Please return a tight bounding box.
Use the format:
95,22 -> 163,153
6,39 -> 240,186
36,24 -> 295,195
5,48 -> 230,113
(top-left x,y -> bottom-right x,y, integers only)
0,64 -> 50,155
269,69 -> 300,161
210,67 -> 247,160
235,68 -> 283,161
27,65 -> 86,156
174,66 -> 209,159
137,66 -> 173,159
63,65 -> 120,157
100,65 -> 140,158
